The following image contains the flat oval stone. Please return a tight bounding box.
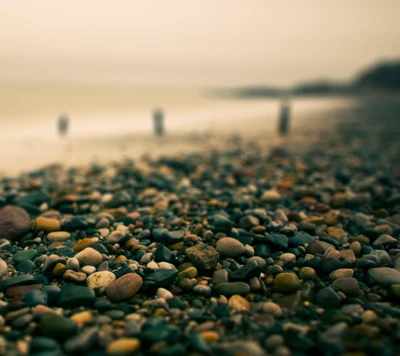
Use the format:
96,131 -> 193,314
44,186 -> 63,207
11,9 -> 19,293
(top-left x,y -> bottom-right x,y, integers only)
34,217 -> 61,233
106,273 -> 143,302
368,268 -> 400,287
106,338 -> 141,356
213,282 -> 250,296
47,231 -> 71,242
87,271 -> 116,292
75,247 -> 103,267
0,206 -> 31,240
273,273 -> 301,294
216,237 -> 245,257
13,249 -> 37,264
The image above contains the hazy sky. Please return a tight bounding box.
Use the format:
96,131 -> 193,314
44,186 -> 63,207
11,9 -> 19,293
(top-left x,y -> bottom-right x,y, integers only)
1,0 -> 399,86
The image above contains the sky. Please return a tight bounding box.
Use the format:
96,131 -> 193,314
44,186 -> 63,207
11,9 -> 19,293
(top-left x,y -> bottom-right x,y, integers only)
0,0 -> 399,87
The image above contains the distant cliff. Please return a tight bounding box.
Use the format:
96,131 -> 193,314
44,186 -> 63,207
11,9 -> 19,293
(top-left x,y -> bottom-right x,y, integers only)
228,60 -> 400,98
355,61 -> 400,90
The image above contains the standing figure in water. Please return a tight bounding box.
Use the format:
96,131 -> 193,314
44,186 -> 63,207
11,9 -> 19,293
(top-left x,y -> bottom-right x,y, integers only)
278,97 -> 291,136
58,113 -> 69,137
153,107 -> 165,137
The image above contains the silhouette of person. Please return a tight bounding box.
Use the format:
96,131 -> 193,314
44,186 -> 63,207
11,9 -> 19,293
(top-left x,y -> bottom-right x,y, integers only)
278,97 -> 291,136
58,113 -> 69,137
153,108 -> 165,137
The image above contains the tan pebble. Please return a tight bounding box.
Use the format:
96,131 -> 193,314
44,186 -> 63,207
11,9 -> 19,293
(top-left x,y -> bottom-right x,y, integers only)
75,247 -> 103,267
350,241 -> 362,255
52,263 -> 67,277
106,338 -> 141,356
73,238 -> 95,252
47,231 -> 71,242
115,255 -> 128,263
228,294 -> 250,312
361,310 -> 378,324
200,331 -> 220,343
34,217 -> 60,233
70,310 -> 93,327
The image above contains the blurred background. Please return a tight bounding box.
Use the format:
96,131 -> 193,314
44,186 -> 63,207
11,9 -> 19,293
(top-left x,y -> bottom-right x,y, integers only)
1,0 -> 399,175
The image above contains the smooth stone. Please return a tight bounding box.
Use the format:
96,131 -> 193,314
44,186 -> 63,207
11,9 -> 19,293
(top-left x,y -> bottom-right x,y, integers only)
228,294 -> 250,312
213,282 -> 250,296
47,231 -> 70,242
316,287 -> 341,308
106,273 -> 143,301
193,284 -> 211,296
18,260 -> 36,273
368,268 -> 400,287
185,244 -> 219,270
333,278 -> 360,297
329,268 -> 354,280
87,271 -> 116,292
75,247 -> 103,267
81,265 -> 96,275
1,274 -> 37,291
212,269 -> 229,284
279,253 -> 296,263
106,231 -> 125,244
216,237 -> 245,257
156,288 -> 173,300
106,338 -> 141,356
273,273 -> 301,294
261,190 -> 282,203
0,206 -> 31,240
34,217 -> 61,233
13,249 -> 37,264
39,313 -> 78,340
212,214 -> 233,233
57,284 -> 95,307
178,267 -> 197,280
373,234 -> 397,245
0,258 -> 8,278
261,301 -> 283,317
298,267 -> 317,281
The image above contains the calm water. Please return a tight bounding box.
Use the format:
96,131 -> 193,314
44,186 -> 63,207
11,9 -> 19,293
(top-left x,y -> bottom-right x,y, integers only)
0,83 -> 358,175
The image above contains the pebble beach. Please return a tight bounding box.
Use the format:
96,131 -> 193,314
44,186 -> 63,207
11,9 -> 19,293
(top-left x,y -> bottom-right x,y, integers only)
1,96 -> 400,356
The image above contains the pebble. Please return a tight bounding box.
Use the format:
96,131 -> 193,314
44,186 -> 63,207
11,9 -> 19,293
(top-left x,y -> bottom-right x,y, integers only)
213,282 -> 250,296
216,237 -> 245,257
106,338 -> 141,356
47,231 -> 71,242
0,205 -> 31,241
87,271 -> 117,292
0,258 -> 7,278
273,273 -> 301,294
368,267 -> 400,287
75,247 -> 103,267
106,273 -> 143,301
185,244 -> 219,270
316,287 -> 341,308
228,294 -> 250,312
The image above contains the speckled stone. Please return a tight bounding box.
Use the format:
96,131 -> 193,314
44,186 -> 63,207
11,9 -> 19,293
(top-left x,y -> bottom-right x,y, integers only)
106,273 -> 143,301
